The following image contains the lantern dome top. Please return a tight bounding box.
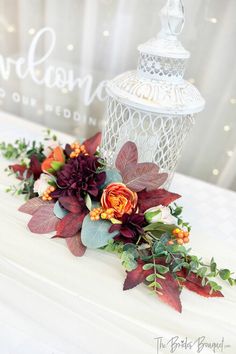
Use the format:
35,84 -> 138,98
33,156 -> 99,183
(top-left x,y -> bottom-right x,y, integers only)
106,0 -> 205,115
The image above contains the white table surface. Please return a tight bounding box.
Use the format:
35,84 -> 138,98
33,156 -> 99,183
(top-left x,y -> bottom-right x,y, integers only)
0,112 -> 236,354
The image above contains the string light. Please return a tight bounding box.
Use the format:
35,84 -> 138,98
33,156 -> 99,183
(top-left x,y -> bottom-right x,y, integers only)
224,125 -> 231,132
212,169 -> 219,176
67,44 -> 74,51
229,98 -> 236,104
34,69 -> 41,78
36,109 -> 43,116
28,28 -> 36,35
207,17 -> 218,24
188,78 -> 195,84
61,88 -> 68,94
7,25 -> 15,33
226,150 -> 233,157
103,30 -> 110,37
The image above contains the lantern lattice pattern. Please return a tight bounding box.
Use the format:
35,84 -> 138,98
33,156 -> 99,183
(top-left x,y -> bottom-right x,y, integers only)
102,96 -> 194,184
101,0 -> 205,187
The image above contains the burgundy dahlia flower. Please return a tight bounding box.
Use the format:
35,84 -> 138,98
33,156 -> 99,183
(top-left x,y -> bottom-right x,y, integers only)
51,154 -> 106,200
109,212 -> 146,244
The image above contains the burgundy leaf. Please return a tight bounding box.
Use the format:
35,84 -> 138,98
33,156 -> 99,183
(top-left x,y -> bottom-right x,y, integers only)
124,258 -> 182,312
59,196 -> 84,213
83,132 -> 102,155
123,260 -> 152,290
56,212 -> 85,238
9,164 -> 30,180
115,141 -> 138,173
138,189 -> 181,213
66,232 -> 87,257
19,197 -> 54,215
156,273 -> 182,313
29,155 -> 42,180
122,163 -> 168,192
178,271 -> 224,298
28,204 -> 59,234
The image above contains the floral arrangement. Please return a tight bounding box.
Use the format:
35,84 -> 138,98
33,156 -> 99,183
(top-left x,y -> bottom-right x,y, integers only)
1,131 -> 235,313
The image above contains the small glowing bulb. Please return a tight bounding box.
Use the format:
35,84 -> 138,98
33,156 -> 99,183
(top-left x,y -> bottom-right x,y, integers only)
67,44 -> 74,51
230,98 -> 236,104
224,125 -> 231,132
209,18 -> 218,24
188,78 -> 195,84
36,109 -> 43,116
34,69 -> 41,77
61,88 -> 68,94
103,30 -> 110,37
226,150 -> 233,157
28,28 -> 36,35
212,169 -> 219,176
7,25 -> 15,33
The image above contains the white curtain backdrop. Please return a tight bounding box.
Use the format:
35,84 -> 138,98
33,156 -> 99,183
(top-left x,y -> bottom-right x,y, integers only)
0,0 -> 235,191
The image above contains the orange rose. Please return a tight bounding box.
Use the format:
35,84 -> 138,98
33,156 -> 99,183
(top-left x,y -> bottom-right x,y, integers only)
41,146 -> 65,173
101,183 -> 138,219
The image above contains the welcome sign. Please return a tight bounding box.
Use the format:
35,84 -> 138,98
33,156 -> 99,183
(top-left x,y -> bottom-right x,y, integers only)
0,27 -> 108,132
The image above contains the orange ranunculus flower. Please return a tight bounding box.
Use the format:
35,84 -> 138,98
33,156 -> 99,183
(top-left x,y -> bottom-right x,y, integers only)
101,183 -> 138,219
41,146 -> 65,173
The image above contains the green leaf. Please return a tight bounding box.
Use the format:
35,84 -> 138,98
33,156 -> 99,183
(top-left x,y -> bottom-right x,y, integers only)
85,194 -> 92,211
144,222 -> 176,233
155,265 -> 169,274
156,273 -> 166,280
142,263 -> 154,271
146,274 -> 155,282
219,269 -> 231,280
210,262 -> 217,273
197,267 -> 208,278
123,243 -> 139,259
81,215 -> 119,249
147,281 -> 162,289
51,161 -> 64,171
53,201 -> 68,219
121,251 -> 137,271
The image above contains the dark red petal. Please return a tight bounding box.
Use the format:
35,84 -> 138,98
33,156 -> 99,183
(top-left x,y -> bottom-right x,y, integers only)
29,155 -> 42,180
109,224 -> 121,233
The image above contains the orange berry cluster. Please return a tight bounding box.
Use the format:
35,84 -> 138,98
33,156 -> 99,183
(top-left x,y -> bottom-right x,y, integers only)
42,185 -> 56,201
90,208 -> 115,221
168,228 -> 190,245
69,142 -> 88,158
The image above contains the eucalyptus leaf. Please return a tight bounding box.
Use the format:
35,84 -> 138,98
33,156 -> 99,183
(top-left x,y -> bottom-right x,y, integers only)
155,265 -> 169,274
81,215 -> 119,249
219,269 -> 231,280
53,201 -> 68,219
101,168 -> 123,188
142,263 -> 154,271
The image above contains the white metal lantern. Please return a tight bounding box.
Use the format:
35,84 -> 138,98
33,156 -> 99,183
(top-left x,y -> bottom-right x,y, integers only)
101,0 -> 205,186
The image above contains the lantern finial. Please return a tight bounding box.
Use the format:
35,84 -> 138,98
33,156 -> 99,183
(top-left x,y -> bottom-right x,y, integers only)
159,0 -> 185,38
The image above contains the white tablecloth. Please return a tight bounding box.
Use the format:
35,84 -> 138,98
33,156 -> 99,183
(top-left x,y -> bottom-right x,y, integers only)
0,112 -> 235,354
